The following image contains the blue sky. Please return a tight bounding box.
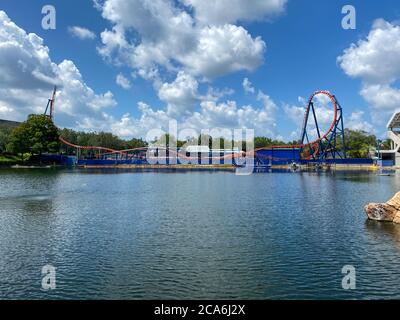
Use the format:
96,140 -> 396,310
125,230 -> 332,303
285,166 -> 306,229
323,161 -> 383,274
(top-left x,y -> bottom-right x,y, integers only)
1,0 -> 400,140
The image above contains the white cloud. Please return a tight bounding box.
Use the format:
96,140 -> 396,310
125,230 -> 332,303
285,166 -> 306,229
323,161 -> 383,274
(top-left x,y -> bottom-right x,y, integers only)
0,11 -> 116,129
346,111 -> 374,133
98,0 -> 196,70
68,26 -> 96,40
97,25 -> 129,64
360,84 -> 400,111
338,19 -> 400,84
197,98 -> 277,137
158,71 -> 199,117
0,104 -> 14,119
283,103 -> 304,125
338,19 -> 400,123
177,24 -> 265,79
108,97 -> 278,139
243,78 -> 255,94
92,0 -> 283,136
96,0 -> 267,80
116,73 -> 131,89
182,0 -> 287,25
93,0 -> 103,11
257,90 -> 277,114
109,102 -> 172,139
0,9 -> 281,141
0,11 -> 59,90
203,86 -> 235,102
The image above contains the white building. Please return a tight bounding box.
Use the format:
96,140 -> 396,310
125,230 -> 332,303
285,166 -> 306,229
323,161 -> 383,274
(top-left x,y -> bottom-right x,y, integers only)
380,112 -> 400,166
183,145 -> 240,154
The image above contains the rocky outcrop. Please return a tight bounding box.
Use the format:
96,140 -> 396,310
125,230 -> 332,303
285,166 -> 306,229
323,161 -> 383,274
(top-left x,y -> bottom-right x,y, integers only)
365,192 -> 400,223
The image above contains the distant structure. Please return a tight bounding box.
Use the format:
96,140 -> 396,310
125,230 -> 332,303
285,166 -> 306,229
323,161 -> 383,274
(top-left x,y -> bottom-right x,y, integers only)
300,90 -> 346,161
184,145 -> 240,157
44,86 -> 57,120
381,112 -> 400,166
0,119 -> 20,129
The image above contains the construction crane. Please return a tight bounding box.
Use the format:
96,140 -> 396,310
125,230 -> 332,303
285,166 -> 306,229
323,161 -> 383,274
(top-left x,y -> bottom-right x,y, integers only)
44,86 -> 57,120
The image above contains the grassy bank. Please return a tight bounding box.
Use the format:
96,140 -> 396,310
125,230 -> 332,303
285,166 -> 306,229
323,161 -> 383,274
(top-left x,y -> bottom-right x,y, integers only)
0,154 -> 20,166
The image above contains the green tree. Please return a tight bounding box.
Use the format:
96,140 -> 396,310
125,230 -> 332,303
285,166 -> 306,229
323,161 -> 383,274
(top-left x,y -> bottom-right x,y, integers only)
340,129 -> 376,158
126,138 -> 148,149
254,137 -> 290,149
153,134 -> 178,147
0,128 -> 12,153
6,115 -> 60,158
6,123 -> 30,157
380,139 -> 392,150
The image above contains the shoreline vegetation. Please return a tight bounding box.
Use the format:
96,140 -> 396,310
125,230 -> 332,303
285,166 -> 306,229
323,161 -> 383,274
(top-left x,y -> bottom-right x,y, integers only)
0,114 -> 391,169
0,154 -> 21,166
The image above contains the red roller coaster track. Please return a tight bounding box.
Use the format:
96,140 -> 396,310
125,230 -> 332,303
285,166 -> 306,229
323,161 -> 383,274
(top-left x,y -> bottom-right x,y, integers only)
51,88 -> 341,161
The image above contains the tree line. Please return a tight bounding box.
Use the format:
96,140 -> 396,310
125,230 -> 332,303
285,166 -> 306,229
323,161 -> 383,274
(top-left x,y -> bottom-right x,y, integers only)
0,114 -> 389,160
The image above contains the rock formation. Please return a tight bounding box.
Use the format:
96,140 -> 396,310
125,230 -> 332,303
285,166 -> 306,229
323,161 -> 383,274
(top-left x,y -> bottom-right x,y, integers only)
365,192 -> 400,223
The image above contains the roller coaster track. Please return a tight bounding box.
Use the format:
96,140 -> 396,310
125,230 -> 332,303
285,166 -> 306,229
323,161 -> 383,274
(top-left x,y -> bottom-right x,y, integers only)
59,136 -> 130,154
54,90 -> 345,162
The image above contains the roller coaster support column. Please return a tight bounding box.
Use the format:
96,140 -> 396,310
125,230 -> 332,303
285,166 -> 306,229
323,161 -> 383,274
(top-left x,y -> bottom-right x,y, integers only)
300,91 -> 347,161
326,96 -> 346,160
339,98 -> 347,159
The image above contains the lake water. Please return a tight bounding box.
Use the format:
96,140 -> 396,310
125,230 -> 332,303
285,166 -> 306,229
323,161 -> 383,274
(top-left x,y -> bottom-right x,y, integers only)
1,169 -> 400,299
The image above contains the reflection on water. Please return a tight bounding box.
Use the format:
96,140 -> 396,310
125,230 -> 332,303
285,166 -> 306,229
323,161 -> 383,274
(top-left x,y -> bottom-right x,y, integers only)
365,220 -> 400,249
1,169 -> 400,299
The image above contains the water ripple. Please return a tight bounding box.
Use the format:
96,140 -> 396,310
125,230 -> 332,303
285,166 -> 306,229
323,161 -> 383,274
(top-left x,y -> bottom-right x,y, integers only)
1,170 -> 400,299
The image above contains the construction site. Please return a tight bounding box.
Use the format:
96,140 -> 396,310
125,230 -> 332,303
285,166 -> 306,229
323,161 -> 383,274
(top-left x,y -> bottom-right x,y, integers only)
29,88 -> 383,171
34,88 -> 380,170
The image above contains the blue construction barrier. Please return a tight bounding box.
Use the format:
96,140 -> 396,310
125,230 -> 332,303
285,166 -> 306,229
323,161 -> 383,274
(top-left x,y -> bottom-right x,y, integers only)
255,148 -> 374,166
41,152 -> 375,167
77,158 -> 148,166
377,160 -> 394,167
256,148 -> 301,166
41,154 -> 77,166
300,158 -> 374,165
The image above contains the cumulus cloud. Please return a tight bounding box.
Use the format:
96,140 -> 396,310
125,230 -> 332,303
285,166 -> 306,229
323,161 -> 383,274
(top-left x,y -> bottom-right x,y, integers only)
338,19 -> 400,84
203,86 -> 235,102
107,97 -> 278,139
360,84 -> 400,111
116,73 -> 131,89
0,7 -> 284,141
158,71 -> 199,117
257,90 -> 277,114
346,111 -> 374,133
283,103 -> 304,125
98,72 -> 279,139
182,0 -> 287,25
68,26 -> 96,40
96,0 -> 267,80
57,60 -> 116,115
202,98 -> 277,138
243,78 -> 255,94
0,11 -> 59,90
0,10 -> 116,129
90,0 -> 286,137
177,24 -> 265,78
0,103 -> 14,119
338,19 -> 400,123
